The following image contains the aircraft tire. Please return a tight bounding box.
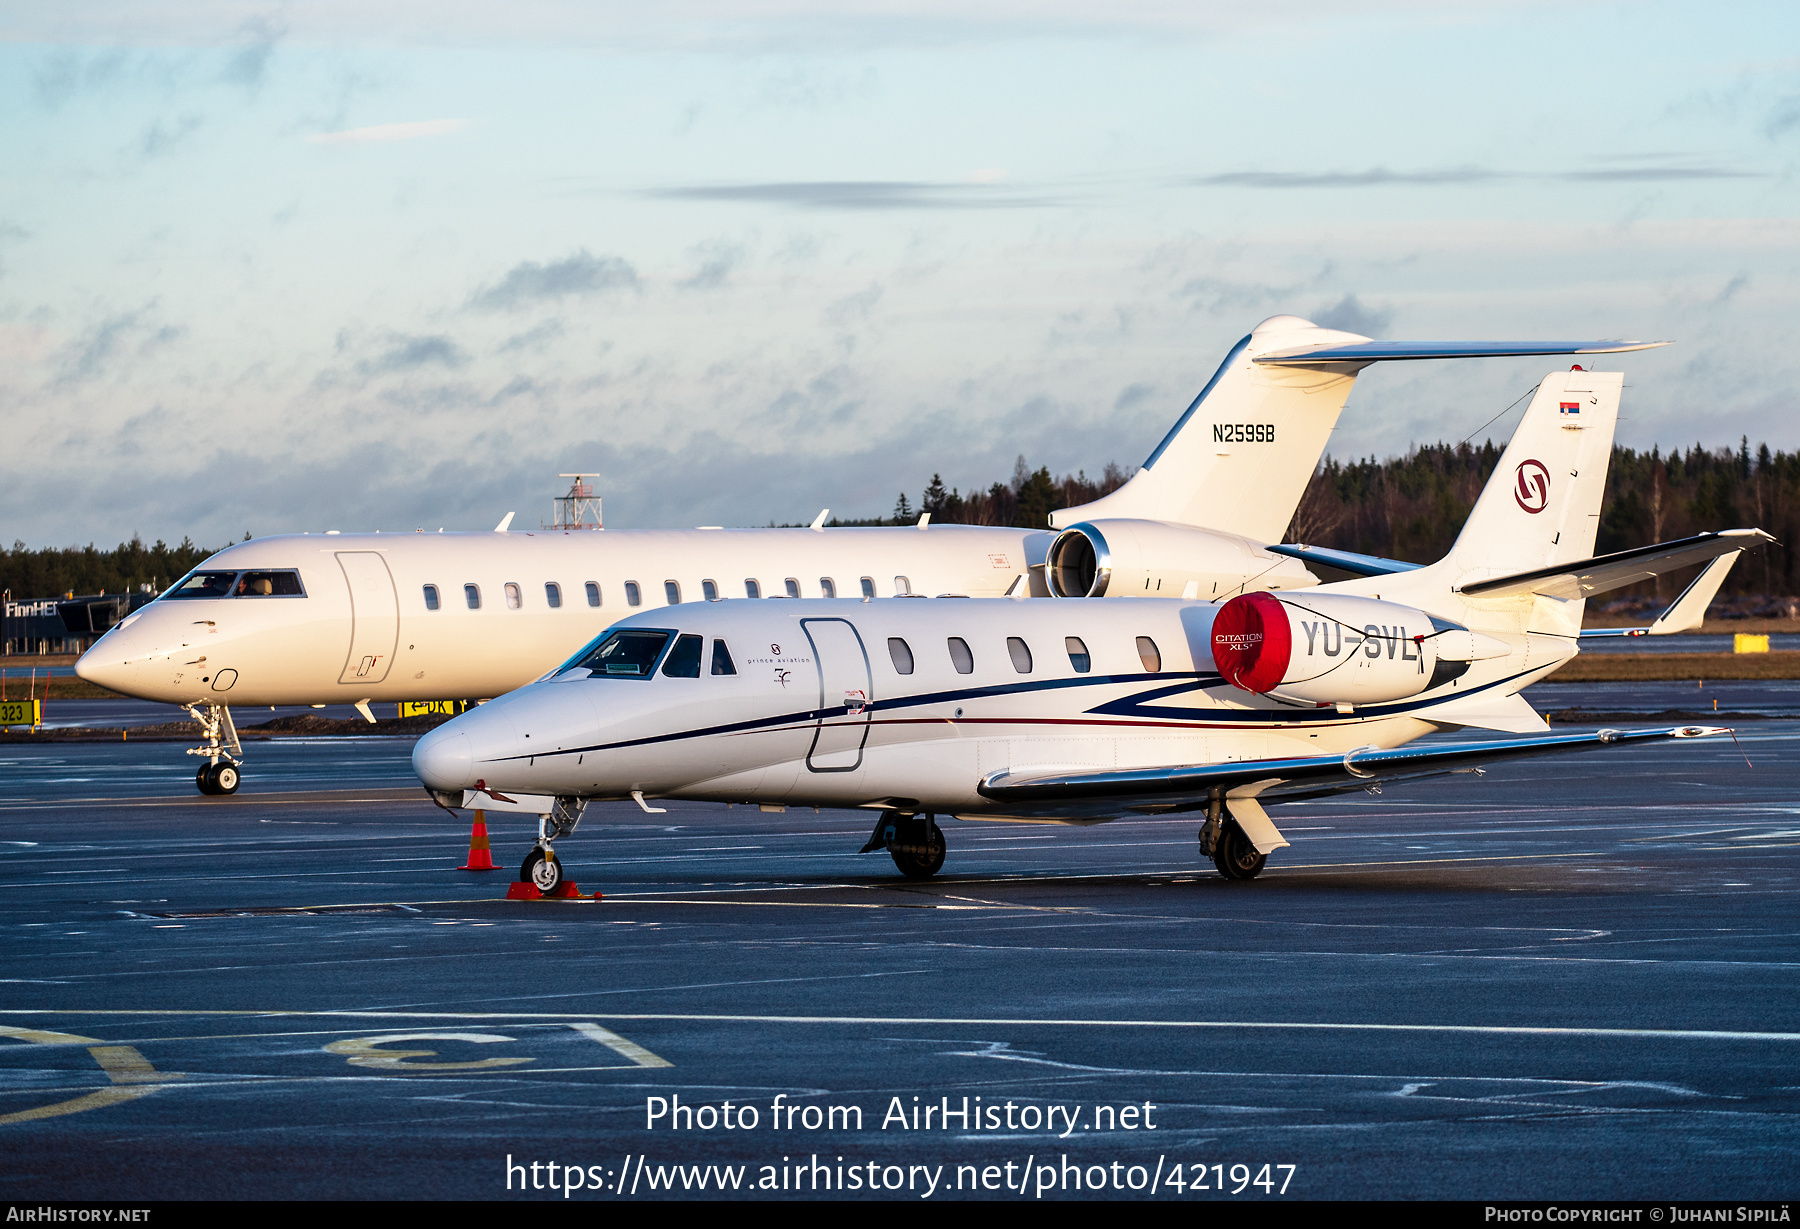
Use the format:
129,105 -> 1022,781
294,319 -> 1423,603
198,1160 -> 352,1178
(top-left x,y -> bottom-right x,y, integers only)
523,847 -> 562,894
888,817 -> 946,880
196,765 -> 220,795
1211,821 -> 1266,881
214,764 -> 241,794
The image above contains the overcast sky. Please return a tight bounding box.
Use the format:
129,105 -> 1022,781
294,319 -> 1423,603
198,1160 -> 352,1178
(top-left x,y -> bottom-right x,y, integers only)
2,1 -> 1795,546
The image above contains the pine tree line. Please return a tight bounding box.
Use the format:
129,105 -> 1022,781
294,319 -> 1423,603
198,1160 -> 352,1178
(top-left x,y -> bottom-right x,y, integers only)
1,537 -> 223,602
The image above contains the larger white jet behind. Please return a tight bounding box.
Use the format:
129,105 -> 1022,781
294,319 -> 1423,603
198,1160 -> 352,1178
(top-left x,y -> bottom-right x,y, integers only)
75,315 -> 1664,794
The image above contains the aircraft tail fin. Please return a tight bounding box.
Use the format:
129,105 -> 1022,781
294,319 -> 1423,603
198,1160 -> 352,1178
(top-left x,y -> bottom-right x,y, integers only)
1053,321 -> 1662,543
1439,368 -> 1622,584
1052,316 -> 1371,541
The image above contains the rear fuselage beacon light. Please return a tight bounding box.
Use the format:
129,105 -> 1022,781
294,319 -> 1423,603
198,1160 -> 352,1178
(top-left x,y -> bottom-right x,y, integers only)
1211,591 -> 1292,692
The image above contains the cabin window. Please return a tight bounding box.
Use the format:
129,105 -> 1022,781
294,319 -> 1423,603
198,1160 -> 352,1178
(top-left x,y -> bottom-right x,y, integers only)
661,633 -> 704,678
820,577 -> 836,599
569,628 -> 669,678
234,570 -> 305,597
625,581 -> 641,607
545,582 -> 562,609
504,583 -> 522,610
585,581 -> 601,607
702,579 -> 719,601
1136,636 -> 1162,672
784,578 -> 800,599
888,637 -> 915,675
860,577 -> 875,599
894,575 -> 912,595
711,639 -> 737,676
464,584 -> 481,610
422,585 -> 440,611
744,579 -> 761,599
947,637 -> 974,675
1065,636 -> 1091,673
664,581 -> 681,605
1007,636 -> 1033,673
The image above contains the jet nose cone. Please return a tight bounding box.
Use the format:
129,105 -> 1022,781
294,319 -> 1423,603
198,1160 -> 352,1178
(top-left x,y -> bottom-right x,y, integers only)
75,646 -> 139,695
413,728 -> 474,793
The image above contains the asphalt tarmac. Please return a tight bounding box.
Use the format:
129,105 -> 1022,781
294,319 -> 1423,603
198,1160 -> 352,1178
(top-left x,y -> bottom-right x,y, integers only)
1,713 -> 1797,1201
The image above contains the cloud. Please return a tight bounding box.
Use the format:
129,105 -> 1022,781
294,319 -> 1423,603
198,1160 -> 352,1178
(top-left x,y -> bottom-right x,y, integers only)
1311,294 -> 1392,337
680,240 -> 746,290
469,250 -> 639,310
497,319 -> 566,353
1186,163 -> 1761,188
305,119 -> 468,145
33,50 -> 130,109
137,114 -> 202,159
221,15 -> 283,89
52,307 -> 180,385
1192,167 -> 1499,189
358,333 -> 469,376
646,180 -> 1061,210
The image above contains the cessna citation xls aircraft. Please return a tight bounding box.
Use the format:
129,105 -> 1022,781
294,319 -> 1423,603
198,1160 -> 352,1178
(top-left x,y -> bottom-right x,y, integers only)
412,368 -> 1768,887
76,316 -> 1665,794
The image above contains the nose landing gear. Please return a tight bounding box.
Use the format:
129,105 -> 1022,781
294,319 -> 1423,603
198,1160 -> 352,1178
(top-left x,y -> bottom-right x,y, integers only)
517,797 -> 586,896
521,847 -> 563,894
186,703 -> 242,795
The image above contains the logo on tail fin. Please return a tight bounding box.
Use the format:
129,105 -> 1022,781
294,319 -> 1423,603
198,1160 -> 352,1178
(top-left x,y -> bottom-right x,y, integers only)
1514,459 -> 1550,514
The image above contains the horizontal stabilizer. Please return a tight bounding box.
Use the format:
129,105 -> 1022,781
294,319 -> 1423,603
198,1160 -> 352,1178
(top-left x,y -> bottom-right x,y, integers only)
1267,543 -> 1423,579
1460,530 -> 1772,601
1424,692 -> 1550,734
1255,339 -> 1669,367
976,726 -> 1723,821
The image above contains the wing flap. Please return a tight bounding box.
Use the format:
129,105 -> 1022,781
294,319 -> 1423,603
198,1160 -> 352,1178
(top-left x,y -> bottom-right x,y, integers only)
975,726 -> 1725,820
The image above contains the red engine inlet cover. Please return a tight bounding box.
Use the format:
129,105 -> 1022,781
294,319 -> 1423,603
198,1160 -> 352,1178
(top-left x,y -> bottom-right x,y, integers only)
1212,591 -> 1292,693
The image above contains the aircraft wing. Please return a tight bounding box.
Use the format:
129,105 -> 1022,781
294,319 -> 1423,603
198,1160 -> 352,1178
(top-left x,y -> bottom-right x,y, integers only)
1459,529 -> 1772,601
1254,339 -> 1668,367
1266,543 -> 1423,579
974,725 -> 1725,821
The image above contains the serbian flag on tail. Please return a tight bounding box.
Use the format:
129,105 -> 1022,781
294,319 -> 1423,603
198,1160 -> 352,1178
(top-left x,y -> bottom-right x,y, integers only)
1560,401 -> 1581,417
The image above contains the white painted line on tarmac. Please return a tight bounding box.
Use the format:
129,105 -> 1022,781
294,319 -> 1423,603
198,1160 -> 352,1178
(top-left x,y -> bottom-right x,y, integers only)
9,1008 -> 1800,1044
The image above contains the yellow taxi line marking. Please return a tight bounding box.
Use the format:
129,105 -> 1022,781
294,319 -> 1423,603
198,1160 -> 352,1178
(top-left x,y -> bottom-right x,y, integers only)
0,1029 -> 181,1126
566,1022 -> 671,1068
0,1086 -> 163,1126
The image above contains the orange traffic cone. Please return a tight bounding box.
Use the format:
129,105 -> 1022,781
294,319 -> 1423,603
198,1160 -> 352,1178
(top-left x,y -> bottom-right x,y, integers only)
460,810 -> 499,871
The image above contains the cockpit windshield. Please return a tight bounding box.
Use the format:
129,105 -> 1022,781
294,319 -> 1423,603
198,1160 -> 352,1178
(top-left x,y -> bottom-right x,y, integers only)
562,629 -> 673,678
163,571 -> 239,600
161,569 -> 307,600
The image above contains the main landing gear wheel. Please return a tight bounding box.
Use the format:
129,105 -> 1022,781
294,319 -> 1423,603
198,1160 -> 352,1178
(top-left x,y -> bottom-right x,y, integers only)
522,847 -> 562,894
1211,820 -> 1266,881
888,816 -> 946,880
195,764 -> 241,796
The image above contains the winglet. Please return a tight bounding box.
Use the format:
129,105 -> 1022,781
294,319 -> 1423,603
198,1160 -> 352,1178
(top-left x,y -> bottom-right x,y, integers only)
1649,551 -> 1742,635
494,512 -> 515,533
810,509 -> 829,532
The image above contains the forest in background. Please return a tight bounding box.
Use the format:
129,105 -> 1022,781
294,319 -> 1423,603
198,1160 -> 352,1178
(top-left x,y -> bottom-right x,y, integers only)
5,438 -> 1793,600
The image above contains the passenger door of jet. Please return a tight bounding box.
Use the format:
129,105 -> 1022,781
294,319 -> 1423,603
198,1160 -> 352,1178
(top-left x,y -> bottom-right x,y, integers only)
336,551 -> 399,685
802,618 -> 872,772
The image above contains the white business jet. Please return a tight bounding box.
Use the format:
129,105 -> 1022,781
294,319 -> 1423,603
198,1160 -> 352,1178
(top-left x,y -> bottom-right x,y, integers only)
76,316 -> 1665,795
412,366 -> 1767,888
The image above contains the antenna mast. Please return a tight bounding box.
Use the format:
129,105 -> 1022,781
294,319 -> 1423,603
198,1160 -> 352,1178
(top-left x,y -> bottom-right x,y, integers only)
549,474 -> 603,530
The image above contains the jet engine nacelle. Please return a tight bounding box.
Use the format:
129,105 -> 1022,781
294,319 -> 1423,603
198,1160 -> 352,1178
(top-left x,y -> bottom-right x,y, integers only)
1046,520 -> 1317,599
1211,591 -> 1464,705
